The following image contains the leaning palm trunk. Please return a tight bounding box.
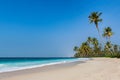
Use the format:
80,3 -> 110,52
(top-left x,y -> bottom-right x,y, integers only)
96,25 -> 103,42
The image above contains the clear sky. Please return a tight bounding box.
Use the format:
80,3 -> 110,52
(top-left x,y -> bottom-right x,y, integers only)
0,0 -> 120,57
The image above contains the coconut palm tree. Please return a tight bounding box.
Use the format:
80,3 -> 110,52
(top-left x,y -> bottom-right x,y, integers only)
105,42 -> 112,49
88,12 -> 113,54
104,41 -> 114,56
88,12 -> 102,34
103,27 -> 113,42
80,42 -> 92,57
92,38 -> 99,47
92,38 -> 99,54
87,37 -> 92,44
73,46 -> 79,52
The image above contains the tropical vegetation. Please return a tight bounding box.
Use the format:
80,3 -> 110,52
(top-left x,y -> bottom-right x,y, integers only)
74,12 -> 120,58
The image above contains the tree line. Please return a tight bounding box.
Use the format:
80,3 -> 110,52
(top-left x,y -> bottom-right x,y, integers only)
74,12 -> 120,58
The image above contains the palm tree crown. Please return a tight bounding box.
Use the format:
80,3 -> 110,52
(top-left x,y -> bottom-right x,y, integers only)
88,12 -> 102,31
80,42 -> 92,55
87,37 -> 92,44
92,38 -> 99,48
73,46 -> 79,51
103,27 -> 113,40
105,41 -> 112,49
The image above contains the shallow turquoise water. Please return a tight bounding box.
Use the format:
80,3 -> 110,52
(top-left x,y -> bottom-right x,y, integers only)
0,58 -> 89,73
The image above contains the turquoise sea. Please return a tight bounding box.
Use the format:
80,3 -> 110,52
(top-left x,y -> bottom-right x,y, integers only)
0,58 -> 89,73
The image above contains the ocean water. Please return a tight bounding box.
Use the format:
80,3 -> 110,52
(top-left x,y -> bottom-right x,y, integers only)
0,58 -> 89,73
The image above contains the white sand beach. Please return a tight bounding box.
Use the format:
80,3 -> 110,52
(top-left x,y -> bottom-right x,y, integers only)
1,58 -> 120,80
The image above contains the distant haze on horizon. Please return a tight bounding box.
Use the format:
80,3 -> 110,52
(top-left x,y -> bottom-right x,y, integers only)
0,0 -> 120,57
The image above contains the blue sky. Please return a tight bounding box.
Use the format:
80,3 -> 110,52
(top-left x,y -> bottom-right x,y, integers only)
0,0 -> 120,57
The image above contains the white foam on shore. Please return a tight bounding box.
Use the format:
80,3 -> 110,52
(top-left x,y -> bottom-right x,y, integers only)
0,58 -> 90,73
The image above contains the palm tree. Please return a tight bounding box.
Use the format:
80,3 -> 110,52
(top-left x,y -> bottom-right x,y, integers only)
104,41 -> 113,55
80,42 -> 92,57
73,46 -> 79,52
88,12 -> 113,54
87,37 -> 92,44
92,38 -> 99,47
88,12 -> 102,34
92,38 -> 99,54
105,42 -> 112,49
103,27 -> 113,42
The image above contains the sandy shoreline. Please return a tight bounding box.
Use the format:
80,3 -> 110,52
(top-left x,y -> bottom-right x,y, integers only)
1,58 -> 120,80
